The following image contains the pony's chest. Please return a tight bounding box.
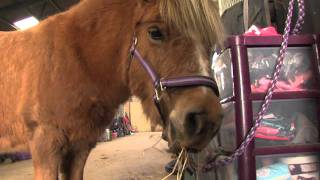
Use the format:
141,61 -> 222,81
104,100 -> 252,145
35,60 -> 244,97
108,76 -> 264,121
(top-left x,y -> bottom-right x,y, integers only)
53,97 -> 112,135
86,98 -> 111,125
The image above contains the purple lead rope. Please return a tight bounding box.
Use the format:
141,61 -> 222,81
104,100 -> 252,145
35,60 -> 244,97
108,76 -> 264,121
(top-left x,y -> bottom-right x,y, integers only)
202,0 -> 305,172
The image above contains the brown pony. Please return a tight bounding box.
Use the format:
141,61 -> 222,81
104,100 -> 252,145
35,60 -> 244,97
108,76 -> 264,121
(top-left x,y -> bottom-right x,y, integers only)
0,0 -> 224,179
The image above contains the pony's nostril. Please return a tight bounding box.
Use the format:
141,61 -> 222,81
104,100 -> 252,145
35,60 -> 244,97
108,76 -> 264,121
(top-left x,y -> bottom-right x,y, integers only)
185,112 -> 206,136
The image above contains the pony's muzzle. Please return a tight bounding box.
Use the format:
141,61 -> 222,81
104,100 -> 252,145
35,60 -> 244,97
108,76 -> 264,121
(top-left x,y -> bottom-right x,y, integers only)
182,109 -> 222,149
185,111 -> 211,136
168,90 -> 223,151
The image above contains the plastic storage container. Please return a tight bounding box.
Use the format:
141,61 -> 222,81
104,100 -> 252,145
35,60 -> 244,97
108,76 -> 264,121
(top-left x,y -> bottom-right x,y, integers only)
256,153 -> 319,180
186,34 -> 320,180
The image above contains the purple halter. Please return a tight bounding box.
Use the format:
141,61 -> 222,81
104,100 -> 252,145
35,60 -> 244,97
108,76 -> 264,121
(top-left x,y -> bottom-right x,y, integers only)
130,37 -> 219,121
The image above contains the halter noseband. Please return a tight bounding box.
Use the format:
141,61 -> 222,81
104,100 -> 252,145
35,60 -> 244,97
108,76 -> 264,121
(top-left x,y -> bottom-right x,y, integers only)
130,37 -> 220,122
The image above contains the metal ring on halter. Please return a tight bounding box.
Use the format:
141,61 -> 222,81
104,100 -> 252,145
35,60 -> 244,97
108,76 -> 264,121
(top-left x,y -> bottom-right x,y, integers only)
155,80 -> 166,101
154,87 -> 162,101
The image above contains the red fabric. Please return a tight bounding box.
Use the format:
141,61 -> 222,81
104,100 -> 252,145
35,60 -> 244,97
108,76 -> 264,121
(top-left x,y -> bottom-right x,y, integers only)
255,126 -> 291,141
255,133 -> 291,141
244,25 -> 280,36
123,115 -> 134,132
256,126 -> 280,135
251,71 -> 312,93
123,116 -> 130,124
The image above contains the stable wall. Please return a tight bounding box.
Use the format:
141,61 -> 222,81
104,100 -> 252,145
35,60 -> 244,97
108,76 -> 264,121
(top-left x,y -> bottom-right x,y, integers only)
124,97 -> 158,132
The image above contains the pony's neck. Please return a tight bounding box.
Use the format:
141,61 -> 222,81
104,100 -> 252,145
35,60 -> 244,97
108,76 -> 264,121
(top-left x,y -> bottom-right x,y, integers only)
64,0 -> 139,103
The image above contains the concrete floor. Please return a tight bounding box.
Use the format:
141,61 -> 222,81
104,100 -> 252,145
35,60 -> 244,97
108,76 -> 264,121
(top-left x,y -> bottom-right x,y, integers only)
0,132 -> 176,180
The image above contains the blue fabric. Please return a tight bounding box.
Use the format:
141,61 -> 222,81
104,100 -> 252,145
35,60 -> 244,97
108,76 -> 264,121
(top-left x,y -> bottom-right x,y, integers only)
257,162 -> 291,180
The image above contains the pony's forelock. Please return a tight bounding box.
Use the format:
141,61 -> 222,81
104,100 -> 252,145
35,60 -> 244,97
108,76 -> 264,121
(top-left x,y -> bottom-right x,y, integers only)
159,0 -> 225,48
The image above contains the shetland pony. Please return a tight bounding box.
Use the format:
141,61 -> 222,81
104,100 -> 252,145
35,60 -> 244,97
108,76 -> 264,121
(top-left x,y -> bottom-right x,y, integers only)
0,0 -> 224,179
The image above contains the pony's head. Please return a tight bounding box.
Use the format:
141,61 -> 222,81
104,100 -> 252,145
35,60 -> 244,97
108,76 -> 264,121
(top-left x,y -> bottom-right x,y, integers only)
128,0 -> 224,152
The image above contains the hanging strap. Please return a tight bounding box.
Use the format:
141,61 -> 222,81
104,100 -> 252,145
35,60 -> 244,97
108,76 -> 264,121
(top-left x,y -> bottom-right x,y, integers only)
244,0 -> 272,30
243,0 -> 249,31
264,0 -> 272,26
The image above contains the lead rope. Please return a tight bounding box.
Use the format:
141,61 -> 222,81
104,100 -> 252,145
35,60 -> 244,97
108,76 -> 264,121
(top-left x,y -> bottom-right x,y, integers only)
202,0 -> 305,172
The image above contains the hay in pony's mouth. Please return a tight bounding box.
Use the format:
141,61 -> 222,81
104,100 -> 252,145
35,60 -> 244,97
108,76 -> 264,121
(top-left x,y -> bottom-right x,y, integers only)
161,148 -> 189,180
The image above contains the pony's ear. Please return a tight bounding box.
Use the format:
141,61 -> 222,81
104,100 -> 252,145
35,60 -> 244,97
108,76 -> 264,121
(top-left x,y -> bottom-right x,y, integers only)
136,0 -> 156,7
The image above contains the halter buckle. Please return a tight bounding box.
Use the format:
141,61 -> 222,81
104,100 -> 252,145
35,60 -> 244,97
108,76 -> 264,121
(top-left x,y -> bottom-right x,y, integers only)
155,80 -> 166,101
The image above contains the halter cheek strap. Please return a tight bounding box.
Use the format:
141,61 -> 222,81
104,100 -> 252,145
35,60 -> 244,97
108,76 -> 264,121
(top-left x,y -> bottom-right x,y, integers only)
130,37 -> 220,122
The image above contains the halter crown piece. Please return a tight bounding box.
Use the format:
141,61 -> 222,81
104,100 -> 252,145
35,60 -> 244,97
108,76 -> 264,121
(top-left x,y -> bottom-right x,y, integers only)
129,36 -> 220,121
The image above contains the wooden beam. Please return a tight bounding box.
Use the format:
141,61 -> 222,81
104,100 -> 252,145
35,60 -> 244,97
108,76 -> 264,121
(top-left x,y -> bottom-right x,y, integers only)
46,0 -> 63,12
0,17 -> 17,30
0,0 -> 42,12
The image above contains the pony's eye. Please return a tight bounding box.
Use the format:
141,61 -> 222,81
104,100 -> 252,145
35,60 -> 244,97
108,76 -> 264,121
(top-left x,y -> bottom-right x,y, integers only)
148,26 -> 164,41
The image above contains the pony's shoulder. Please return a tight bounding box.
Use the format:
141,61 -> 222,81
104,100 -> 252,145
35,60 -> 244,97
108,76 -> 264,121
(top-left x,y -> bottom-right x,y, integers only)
0,30 -> 19,35
0,30 -> 22,42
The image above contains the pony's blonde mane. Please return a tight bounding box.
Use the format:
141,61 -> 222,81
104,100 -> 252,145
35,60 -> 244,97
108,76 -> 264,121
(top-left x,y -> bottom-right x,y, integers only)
159,0 -> 225,48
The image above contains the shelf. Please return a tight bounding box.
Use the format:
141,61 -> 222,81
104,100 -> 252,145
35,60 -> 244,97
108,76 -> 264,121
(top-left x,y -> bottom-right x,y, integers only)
251,90 -> 320,100
221,90 -> 320,103
227,34 -> 318,47
255,144 -> 320,155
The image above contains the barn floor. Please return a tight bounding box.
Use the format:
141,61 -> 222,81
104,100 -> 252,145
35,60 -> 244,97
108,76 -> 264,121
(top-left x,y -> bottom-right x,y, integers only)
0,132 -> 176,180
